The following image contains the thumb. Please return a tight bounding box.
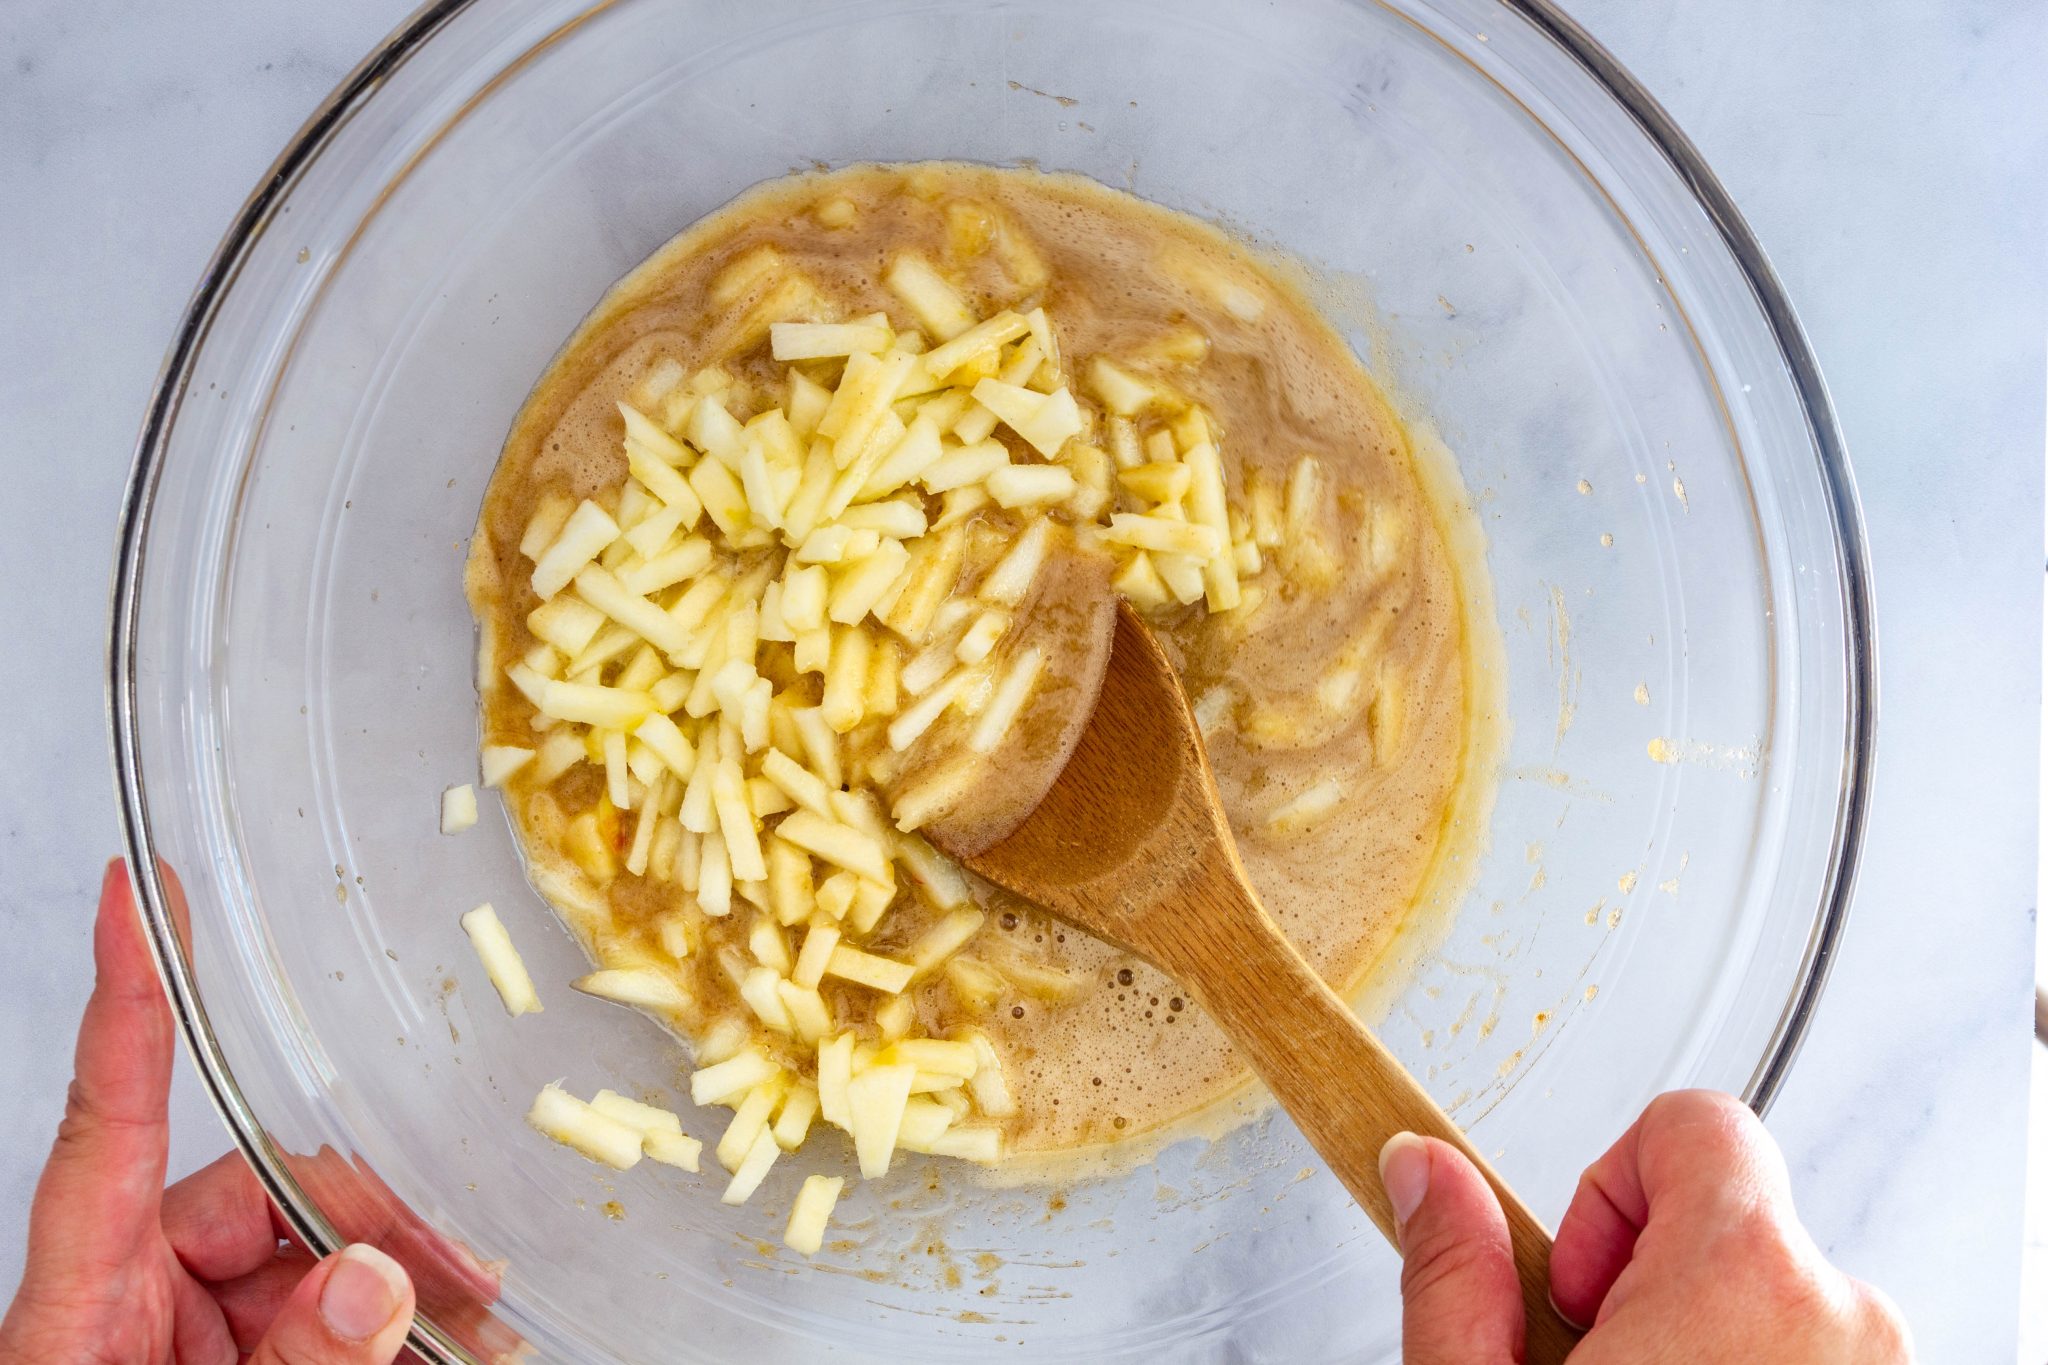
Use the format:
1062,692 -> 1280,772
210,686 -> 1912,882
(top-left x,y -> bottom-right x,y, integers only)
248,1244 -> 416,1365
24,861 -> 178,1284
1382,1132 -> 1527,1365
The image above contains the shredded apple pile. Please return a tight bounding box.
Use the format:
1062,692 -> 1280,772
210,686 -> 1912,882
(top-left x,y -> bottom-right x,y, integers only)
458,171 -> 1452,1258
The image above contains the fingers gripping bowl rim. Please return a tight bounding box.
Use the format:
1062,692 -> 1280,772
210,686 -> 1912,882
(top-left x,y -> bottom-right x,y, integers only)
109,0 -> 1873,1360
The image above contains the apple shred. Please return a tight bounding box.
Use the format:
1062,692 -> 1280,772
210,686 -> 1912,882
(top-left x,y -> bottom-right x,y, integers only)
473,214 -> 1331,1258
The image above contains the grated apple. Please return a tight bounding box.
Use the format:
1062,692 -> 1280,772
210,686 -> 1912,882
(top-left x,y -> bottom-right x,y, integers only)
440,784 -> 478,835
823,943 -> 915,995
527,1083 -> 642,1170
460,904 -> 542,1017
721,1127 -> 781,1205
645,1129 -> 704,1172
845,1063 -> 916,1178
589,1089 -> 684,1138
572,968 -> 690,1015
883,253 -> 977,341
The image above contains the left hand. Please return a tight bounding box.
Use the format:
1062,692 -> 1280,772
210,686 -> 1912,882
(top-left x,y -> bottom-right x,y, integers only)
0,860 -> 418,1365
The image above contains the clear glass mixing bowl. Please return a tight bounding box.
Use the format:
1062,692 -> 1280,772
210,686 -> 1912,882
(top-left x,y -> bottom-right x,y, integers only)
109,0 -> 1875,1359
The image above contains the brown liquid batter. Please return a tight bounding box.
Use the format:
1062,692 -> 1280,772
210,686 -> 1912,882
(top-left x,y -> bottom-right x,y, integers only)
467,163 -> 1480,1155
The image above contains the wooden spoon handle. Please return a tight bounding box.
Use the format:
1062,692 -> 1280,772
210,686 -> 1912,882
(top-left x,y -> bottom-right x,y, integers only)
1160,874 -> 1582,1363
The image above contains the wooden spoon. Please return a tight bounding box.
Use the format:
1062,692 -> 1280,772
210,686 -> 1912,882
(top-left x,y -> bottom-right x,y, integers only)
925,598 -> 1580,1362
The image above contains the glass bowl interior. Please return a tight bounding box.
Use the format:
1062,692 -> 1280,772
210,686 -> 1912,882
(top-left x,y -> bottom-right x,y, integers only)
112,0 -> 1870,1360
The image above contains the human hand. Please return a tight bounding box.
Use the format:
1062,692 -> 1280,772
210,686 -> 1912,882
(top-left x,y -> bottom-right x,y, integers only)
1382,1089 -> 1912,1363
0,861 -> 417,1364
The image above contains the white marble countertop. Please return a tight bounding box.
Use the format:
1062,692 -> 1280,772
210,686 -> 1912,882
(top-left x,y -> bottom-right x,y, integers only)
1,0 -> 2041,1357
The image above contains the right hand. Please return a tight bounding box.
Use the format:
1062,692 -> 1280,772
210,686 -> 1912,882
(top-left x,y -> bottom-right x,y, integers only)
1380,1089 -> 1913,1363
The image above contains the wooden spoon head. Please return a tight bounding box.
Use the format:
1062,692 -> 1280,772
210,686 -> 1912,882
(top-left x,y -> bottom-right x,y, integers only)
905,532 -> 1119,859
928,599 -> 1234,960
932,599 -> 1579,1363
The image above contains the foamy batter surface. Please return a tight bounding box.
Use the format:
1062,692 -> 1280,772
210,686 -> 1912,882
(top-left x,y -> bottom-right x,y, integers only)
468,163 -> 1478,1155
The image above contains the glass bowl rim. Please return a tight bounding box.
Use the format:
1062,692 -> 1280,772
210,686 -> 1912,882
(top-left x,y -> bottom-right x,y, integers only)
104,1 -> 1879,1358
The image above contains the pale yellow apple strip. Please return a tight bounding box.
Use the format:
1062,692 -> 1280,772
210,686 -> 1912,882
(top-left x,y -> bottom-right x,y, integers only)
986,464 -> 1076,508
573,564 -> 689,655
530,500 -> 621,600
885,671 -> 968,751
884,253 -> 977,341
440,784 -> 478,835
921,311 -> 1029,381
691,1047 -> 778,1107
589,1089 -> 683,1137
527,1084 -> 642,1170
776,810 -> 890,883
782,1174 -> 844,1256
572,968 -> 690,1014
528,595 -> 604,656
770,316 -> 893,361
1102,511 -> 1224,559
479,745 -> 533,786
846,1063 -> 916,1178
976,518 -> 1051,605
965,1032 -> 1015,1118
721,1127 -> 780,1204
519,493 -> 574,561
824,943 -> 915,994
645,1129 -> 704,1172
459,904 -> 541,1017
970,647 -> 1045,754
618,400 -> 689,464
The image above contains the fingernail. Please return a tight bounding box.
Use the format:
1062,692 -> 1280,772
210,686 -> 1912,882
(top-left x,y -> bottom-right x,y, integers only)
101,858 -> 125,896
1378,1131 -> 1431,1228
320,1243 -> 407,1341
1548,1288 -> 1592,1332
